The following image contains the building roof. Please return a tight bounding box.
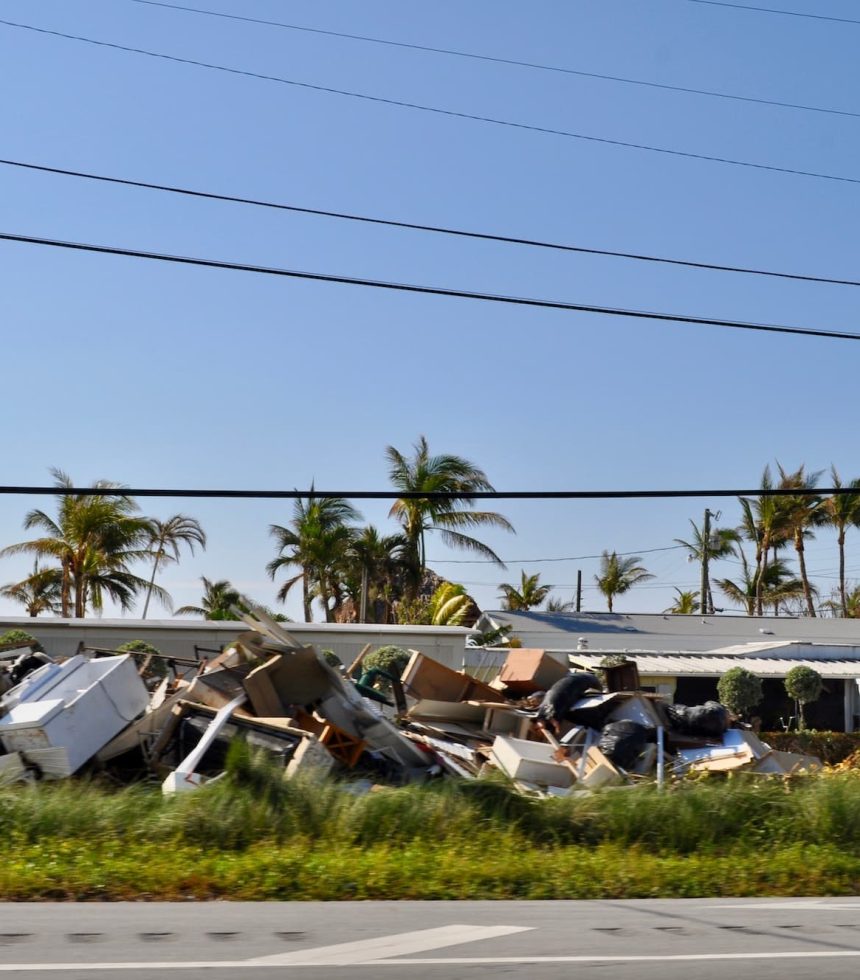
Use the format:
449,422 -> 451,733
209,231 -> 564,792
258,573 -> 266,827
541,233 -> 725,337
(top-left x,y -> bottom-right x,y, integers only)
571,653 -> 860,679
472,610 -> 860,657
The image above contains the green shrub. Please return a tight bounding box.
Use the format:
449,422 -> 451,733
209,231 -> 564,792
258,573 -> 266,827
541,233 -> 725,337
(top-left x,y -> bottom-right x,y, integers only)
0,629 -> 42,652
784,665 -> 823,730
117,640 -> 167,678
361,645 -> 411,678
717,666 -> 762,720
762,731 -> 860,765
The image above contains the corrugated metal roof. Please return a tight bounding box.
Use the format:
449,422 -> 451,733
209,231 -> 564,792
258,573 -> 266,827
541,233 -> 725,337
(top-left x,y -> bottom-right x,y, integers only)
473,610 -> 860,656
572,654 -> 860,679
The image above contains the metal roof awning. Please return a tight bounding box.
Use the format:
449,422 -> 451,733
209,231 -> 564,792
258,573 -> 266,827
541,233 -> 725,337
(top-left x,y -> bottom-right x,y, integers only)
571,653 -> 860,679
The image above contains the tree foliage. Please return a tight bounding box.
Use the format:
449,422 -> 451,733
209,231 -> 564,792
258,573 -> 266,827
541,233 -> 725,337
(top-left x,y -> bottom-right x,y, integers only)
386,436 -> 513,599
594,551 -> 653,612
0,629 -> 42,651
498,571 -> 551,611
0,469 -> 168,618
663,588 -> 699,615
784,665 -> 823,730
717,666 -> 763,719
175,577 -> 242,620
361,645 -> 411,678
142,515 -> 207,618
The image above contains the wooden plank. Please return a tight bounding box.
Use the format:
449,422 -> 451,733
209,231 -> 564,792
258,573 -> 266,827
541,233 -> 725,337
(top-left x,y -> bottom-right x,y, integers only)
401,651 -> 506,703
346,643 -> 373,678
243,657 -> 287,717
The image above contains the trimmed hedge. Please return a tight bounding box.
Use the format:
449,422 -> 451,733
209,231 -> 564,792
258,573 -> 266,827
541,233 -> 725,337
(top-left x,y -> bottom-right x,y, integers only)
762,731 -> 860,765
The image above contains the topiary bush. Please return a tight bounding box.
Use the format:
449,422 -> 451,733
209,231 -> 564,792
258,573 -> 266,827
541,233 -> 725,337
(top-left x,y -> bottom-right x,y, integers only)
784,665 -> 824,731
717,666 -> 763,720
361,645 -> 411,679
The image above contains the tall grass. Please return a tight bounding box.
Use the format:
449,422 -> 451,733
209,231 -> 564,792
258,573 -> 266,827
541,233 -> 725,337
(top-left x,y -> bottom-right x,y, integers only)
3,746 -> 860,855
3,750 -> 860,899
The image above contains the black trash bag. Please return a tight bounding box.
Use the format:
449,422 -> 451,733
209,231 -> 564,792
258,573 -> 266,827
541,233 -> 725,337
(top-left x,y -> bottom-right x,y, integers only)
667,700 -> 730,738
536,672 -> 603,727
8,651 -> 53,686
598,720 -> 651,769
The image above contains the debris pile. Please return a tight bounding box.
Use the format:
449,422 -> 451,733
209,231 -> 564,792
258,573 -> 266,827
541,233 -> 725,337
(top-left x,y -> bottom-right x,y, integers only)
0,614 -> 823,794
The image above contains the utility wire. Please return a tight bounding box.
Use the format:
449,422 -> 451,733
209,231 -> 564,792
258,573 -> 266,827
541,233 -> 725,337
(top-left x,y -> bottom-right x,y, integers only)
129,0 -> 860,120
4,229 -> 860,342
430,545 -> 688,564
3,18 -> 860,187
687,0 -> 860,26
0,480 -> 859,500
6,158 -> 860,289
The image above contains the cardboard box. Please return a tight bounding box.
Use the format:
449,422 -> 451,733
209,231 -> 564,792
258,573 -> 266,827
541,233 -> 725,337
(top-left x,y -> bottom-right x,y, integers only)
498,649 -> 569,696
401,652 -> 506,703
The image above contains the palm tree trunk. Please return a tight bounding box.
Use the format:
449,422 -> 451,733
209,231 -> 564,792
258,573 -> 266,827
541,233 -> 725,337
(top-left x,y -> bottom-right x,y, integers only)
755,539 -> 769,616
301,571 -> 312,623
839,527 -> 847,616
795,532 -> 816,617
141,550 -> 162,620
320,574 -> 334,624
74,575 -> 85,618
61,558 -> 71,618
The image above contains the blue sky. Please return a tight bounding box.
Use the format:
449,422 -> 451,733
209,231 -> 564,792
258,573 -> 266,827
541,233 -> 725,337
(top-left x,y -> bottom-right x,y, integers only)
1,0 -> 859,620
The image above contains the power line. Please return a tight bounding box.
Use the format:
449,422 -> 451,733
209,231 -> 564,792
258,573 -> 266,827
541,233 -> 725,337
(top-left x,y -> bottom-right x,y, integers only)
6,158 -> 860,289
3,18 -> 860,187
129,0 -> 860,120
0,480 -> 860,500
687,0 -> 860,26
4,229 -> 860,342
429,545 -> 688,564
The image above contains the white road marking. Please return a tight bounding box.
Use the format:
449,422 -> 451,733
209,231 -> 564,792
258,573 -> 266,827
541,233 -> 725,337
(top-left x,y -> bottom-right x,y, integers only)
249,924 -> 532,965
363,951 -> 860,965
0,924 -> 531,971
700,902 -> 860,910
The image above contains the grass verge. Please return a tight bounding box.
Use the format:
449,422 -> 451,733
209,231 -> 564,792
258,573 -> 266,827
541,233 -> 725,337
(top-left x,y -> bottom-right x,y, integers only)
1,748 -> 859,900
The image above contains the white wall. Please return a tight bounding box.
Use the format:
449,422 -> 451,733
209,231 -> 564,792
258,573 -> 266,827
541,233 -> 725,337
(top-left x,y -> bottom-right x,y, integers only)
0,617 -> 470,669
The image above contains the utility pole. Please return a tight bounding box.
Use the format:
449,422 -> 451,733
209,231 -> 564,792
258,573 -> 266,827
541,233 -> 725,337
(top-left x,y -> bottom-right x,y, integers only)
701,508 -> 711,615
359,564 -> 368,623
576,570 -> 582,612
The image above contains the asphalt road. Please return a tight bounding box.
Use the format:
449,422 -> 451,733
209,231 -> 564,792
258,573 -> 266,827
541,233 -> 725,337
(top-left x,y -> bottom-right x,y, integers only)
0,898 -> 859,978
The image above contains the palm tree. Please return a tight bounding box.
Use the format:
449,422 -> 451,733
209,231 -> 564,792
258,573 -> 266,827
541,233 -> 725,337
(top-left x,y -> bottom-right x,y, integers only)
674,519 -> 739,614
663,588 -> 700,615
141,514 -> 207,619
716,555 -> 805,616
821,466 -> 860,616
0,468 -> 160,617
267,493 -> 361,622
595,551 -> 654,612
739,466 -> 793,616
498,571 -> 551,611
776,463 -> 825,617
0,562 -> 62,617
344,525 -> 407,623
386,436 -> 514,599
175,576 -> 241,620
